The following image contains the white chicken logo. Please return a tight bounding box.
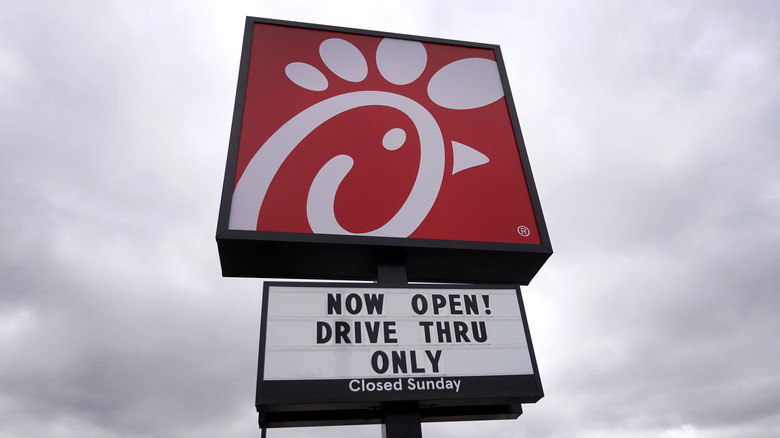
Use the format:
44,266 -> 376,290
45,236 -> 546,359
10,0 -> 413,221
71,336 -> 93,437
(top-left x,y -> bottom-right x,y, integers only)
229,37 -> 505,238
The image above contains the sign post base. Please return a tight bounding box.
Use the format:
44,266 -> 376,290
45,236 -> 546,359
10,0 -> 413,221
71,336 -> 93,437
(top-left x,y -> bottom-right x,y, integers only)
382,402 -> 423,438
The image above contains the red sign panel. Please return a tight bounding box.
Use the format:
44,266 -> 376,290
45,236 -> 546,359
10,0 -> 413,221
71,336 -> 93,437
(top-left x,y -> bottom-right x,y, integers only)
217,18 -> 551,283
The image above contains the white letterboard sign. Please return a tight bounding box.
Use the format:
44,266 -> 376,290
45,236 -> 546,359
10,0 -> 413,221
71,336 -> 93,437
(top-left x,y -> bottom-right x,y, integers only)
256,282 -> 543,425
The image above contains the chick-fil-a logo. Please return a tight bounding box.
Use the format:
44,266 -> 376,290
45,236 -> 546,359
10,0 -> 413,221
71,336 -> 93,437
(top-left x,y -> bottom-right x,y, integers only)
229,24 -> 540,244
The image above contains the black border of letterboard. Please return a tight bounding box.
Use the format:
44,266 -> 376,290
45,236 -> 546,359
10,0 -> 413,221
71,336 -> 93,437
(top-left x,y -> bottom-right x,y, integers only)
256,282 -> 543,427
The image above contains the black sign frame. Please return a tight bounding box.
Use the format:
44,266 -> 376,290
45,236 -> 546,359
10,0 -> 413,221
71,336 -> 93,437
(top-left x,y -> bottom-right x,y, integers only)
256,282 -> 543,428
215,17 -> 552,285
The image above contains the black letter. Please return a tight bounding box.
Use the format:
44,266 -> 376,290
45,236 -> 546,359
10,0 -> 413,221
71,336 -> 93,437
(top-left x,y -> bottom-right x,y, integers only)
436,321 -> 451,343
335,321 -> 351,344
345,293 -> 362,314
327,293 -> 341,315
432,294 -> 446,315
366,321 -> 380,343
353,321 -> 362,343
316,321 -> 332,344
449,294 -> 463,315
384,321 -> 398,343
454,321 -> 469,342
364,294 -> 384,314
372,351 -> 389,374
464,295 -> 479,315
411,294 -> 427,315
472,321 -> 488,343
425,350 -> 441,373
410,351 -> 425,373
391,350 -> 407,374
419,321 -> 433,343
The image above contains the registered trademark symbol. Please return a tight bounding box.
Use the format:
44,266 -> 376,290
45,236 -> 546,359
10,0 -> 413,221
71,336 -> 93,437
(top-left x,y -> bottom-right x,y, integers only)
517,226 -> 531,237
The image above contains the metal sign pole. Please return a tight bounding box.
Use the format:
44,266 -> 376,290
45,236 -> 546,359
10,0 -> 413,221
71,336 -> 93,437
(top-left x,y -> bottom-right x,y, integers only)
382,401 -> 423,438
375,251 -> 423,438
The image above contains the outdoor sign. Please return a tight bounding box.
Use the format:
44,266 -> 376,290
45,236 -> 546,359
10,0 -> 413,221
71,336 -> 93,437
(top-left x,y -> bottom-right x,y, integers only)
256,282 -> 543,427
216,17 -> 552,284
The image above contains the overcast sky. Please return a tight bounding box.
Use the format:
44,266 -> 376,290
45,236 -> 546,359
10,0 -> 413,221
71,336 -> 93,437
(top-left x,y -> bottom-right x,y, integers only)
2,1 -> 779,437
